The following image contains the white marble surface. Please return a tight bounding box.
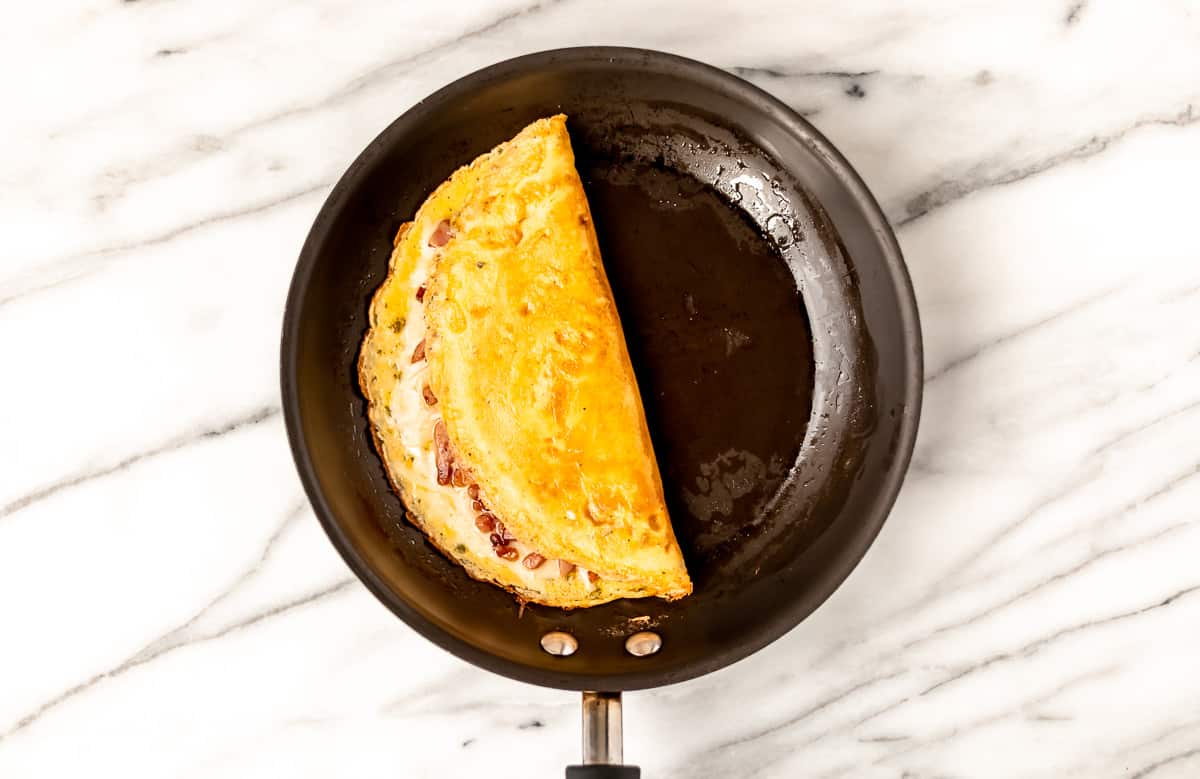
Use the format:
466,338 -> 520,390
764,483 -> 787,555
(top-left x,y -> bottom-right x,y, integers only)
3,1 -> 1200,776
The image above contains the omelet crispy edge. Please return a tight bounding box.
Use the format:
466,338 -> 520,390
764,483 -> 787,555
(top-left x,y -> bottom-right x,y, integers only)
360,116 -> 692,607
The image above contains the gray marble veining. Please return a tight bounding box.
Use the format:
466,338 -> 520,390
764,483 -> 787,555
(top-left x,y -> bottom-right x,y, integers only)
2,1 -> 1199,776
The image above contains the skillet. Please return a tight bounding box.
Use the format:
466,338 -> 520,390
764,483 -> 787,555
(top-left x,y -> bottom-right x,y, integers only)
281,46 -> 922,777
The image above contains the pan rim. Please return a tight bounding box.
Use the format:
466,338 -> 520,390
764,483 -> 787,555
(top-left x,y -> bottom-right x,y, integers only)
281,45 -> 923,691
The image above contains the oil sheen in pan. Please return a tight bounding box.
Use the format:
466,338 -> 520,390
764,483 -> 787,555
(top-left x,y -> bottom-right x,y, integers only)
580,160 -> 816,576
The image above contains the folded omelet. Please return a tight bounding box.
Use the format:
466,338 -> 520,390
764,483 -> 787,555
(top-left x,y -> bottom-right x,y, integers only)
358,115 -> 692,608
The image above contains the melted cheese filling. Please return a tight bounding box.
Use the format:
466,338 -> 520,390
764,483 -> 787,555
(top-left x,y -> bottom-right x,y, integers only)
384,224 -> 595,591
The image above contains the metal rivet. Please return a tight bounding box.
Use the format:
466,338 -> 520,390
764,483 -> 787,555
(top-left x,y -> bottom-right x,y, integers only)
540,631 -> 578,657
624,631 -> 662,657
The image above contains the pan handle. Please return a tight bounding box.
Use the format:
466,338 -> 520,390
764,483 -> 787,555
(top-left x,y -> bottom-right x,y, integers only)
564,691 -> 641,779
565,768 -> 640,778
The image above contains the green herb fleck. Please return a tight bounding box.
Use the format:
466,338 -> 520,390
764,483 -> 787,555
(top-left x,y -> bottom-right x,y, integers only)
391,317 -> 406,333
454,544 -> 467,554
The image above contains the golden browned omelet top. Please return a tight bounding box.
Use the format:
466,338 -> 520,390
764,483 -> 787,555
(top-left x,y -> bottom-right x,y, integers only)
421,116 -> 690,596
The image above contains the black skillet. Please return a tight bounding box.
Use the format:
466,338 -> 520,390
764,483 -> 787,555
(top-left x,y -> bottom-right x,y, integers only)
281,47 -> 921,777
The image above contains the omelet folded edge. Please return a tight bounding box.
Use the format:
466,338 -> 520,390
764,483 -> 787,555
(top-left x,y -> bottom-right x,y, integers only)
361,115 -> 692,607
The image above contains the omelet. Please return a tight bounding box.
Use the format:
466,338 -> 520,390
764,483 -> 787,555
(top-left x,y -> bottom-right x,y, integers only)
358,115 -> 692,608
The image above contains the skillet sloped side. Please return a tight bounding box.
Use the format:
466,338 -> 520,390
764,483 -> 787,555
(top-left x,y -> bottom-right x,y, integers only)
281,47 -> 921,691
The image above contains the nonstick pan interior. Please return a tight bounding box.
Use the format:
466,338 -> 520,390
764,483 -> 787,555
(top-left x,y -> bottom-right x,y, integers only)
281,48 -> 921,691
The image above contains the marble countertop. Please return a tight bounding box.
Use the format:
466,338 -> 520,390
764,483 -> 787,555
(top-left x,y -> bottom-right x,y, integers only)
4,2 -> 1199,777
